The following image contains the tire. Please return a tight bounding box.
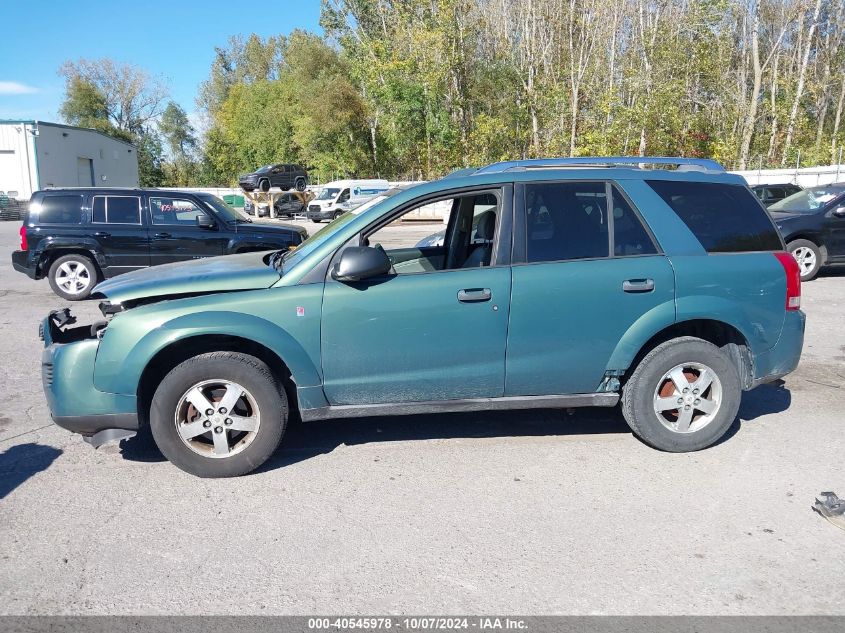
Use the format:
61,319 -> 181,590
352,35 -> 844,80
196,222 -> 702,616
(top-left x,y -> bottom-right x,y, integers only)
621,337 -> 741,452
47,254 -> 98,301
311,219 -> 322,223
150,352 -> 287,477
281,186 -> 291,192
295,178 -> 306,192
259,179 -> 270,193
787,239 -> 822,281
333,211 -> 343,220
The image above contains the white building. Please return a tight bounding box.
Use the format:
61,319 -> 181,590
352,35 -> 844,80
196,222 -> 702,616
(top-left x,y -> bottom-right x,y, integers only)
0,120 -> 139,200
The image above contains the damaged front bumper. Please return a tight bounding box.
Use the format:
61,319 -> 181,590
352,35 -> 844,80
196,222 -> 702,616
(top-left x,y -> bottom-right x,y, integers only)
41,309 -> 138,447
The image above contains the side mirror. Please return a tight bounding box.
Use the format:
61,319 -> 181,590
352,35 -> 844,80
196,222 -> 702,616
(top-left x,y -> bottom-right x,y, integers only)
331,246 -> 392,282
197,215 -> 216,229
833,206 -> 845,218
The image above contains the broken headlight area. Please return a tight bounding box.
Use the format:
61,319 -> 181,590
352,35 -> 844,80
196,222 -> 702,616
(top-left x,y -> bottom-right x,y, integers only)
41,308 -> 101,344
99,300 -> 125,318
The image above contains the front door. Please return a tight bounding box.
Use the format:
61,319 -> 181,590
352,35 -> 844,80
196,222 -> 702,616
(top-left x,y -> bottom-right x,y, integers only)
147,195 -> 228,265
320,187 -> 513,405
505,181 -> 675,395
90,194 -> 150,271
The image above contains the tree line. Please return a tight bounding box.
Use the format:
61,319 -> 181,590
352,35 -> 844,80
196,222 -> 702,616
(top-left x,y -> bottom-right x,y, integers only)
59,0 -> 845,186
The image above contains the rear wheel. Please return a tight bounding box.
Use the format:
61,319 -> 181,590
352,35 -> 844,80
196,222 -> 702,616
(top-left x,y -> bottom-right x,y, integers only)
150,352 -> 287,477
787,239 -> 821,281
621,337 -> 741,452
48,254 -> 98,300
295,178 -> 306,192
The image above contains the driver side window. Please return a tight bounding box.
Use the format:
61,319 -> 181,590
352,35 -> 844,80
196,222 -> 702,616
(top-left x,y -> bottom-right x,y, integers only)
365,190 -> 501,274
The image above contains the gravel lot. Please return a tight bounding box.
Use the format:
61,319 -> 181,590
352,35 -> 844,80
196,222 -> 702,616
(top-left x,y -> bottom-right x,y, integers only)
1,218 -> 844,615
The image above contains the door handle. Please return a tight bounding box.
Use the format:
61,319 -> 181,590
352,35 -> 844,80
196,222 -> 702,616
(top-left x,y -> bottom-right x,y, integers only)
458,288 -> 492,303
94,231 -> 111,238
622,278 -> 655,293
154,232 -> 172,239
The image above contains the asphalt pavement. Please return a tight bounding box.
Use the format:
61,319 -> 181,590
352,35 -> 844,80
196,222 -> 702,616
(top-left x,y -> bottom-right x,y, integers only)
1,219 -> 844,615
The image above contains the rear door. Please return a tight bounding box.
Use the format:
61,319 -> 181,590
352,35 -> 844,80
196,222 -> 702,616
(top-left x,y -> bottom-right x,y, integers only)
505,181 -> 675,396
147,194 -> 228,265
90,194 -> 150,272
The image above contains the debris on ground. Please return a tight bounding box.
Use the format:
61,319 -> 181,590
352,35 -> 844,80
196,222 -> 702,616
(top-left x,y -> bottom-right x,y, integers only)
813,492 -> 845,531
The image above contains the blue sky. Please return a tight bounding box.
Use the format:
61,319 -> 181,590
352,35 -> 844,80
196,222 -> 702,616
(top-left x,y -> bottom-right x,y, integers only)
0,0 -> 322,123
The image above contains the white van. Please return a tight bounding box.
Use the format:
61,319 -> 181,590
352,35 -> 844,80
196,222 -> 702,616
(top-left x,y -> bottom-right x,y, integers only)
306,179 -> 390,222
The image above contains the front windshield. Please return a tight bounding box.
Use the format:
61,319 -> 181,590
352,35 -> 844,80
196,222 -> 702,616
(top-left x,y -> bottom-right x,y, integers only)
199,194 -> 250,222
315,187 -> 341,201
276,195 -> 390,274
769,187 -> 844,214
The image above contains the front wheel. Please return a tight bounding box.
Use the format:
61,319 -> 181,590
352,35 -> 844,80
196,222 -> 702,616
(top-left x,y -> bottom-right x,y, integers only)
150,352 -> 287,477
621,337 -> 741,452
47,254 -> 98,300
787,239 -> 822,281
259,179 -> 270,192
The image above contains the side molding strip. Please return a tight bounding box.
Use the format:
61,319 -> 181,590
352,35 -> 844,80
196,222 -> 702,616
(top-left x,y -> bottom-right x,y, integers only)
301,392 -> 619,422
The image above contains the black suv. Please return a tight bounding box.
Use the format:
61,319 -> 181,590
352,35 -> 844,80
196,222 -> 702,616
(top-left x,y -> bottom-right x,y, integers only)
11,188 -> 307,300
752,183 -> 802,207
238,164 -> 308,192
769,183 -> 845,281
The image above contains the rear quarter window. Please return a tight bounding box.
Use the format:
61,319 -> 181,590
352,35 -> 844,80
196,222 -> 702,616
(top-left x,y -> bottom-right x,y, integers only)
36,194 -> 84,224
646,180 -> 783,253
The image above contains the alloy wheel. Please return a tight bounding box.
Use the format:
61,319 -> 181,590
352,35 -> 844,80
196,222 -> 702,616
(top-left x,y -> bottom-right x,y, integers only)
791,246 -> 816,276
652,362 -> 723,434
174,379 -> 261,458
55,260 -> 92,295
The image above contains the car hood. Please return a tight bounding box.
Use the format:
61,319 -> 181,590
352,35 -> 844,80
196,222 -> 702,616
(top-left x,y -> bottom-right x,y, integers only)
236,219 -> 306,236
92,251 -> 280,304
768,210 -> 806,221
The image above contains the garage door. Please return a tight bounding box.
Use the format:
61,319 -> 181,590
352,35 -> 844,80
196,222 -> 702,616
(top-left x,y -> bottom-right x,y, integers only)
76,157 -> 94,186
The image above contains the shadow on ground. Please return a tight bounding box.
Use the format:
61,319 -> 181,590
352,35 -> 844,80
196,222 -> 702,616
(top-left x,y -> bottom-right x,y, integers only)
117,381 -> 793,473
0,443 -> 63,498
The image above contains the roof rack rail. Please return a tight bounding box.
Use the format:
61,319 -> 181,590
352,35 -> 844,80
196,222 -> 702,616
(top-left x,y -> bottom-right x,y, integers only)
474,156 -> 725,175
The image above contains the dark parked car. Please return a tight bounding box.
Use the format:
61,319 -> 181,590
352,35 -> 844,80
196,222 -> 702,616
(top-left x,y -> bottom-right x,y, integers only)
273,192 -> 307,218
752,183 -> 802,207
238,164 -> 308,192
11,188 -> 307,300
769,183 -> 845,281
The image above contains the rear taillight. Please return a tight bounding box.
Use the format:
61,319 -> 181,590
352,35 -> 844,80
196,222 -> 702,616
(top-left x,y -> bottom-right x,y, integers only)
19,225 -> 27,251
774,251 -> 801,311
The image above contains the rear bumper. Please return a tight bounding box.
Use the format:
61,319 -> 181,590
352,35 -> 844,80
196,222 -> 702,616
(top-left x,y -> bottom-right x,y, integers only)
751,310 -> 805,387
12,250 -> 36,278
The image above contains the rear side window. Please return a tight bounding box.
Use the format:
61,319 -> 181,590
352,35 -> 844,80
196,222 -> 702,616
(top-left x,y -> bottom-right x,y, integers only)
611,187 -> 657,256
92,196 -> 142,224
525,182 -> 609,262
37,195 -> 83,224
646,181 -> 782,253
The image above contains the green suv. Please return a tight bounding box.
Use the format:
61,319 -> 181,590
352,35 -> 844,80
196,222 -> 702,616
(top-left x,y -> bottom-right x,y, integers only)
40,157 -> 805,477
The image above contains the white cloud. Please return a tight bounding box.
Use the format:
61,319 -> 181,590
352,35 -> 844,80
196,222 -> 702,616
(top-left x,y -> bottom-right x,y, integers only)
0,81 -> 38,95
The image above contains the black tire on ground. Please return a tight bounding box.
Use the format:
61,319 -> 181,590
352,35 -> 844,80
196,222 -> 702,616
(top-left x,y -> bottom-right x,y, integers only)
621,336 -> 741,452
295,179 -> 306,192
150,352 -> 288,477
311,219 -> 322,223
787,239 -> 822,282
259,179 -> 270,192
333,211 -> 343,220
47,253 -> 98,301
